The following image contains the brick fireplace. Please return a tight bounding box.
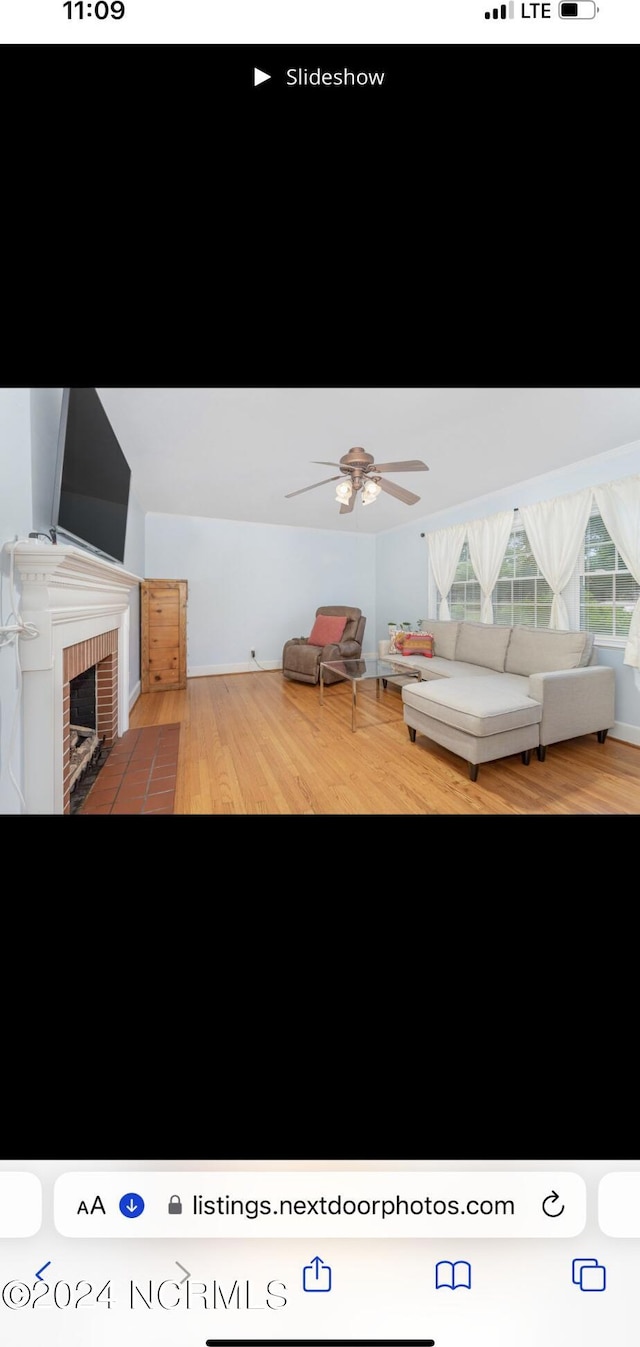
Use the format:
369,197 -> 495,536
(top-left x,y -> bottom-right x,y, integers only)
63,631 -> 119,813
13,542 -> 140,814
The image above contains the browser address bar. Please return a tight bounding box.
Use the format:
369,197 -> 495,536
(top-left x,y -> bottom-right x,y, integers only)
54,1172 -> 586,1237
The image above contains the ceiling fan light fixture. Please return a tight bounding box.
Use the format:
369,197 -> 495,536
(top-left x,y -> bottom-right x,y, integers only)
287,450 -> 428,510
362,479 -> 382,505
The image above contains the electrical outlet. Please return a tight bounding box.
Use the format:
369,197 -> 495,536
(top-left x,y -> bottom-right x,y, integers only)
251,649 -> 256,659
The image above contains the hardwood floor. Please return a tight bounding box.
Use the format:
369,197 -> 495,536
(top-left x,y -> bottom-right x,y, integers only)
128,671 -> 640,815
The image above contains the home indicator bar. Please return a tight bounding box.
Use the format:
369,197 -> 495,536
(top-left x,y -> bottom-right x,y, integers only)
206,1341 -> 436,1347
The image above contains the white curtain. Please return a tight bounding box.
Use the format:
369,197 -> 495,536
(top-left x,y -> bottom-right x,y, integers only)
519,488 -> 593,630
429,523 -> 467,621
467,510 -> 514,624
594,474 -> 640,691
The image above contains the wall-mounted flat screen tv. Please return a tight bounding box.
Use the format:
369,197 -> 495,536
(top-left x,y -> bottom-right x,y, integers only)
52,388 -> 131,564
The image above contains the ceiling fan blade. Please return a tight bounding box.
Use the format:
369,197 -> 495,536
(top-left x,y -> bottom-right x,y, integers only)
370,460 -> 429,473
285,476 -> 343,498
378,477 -> 421,505
311,460 -> 344,469
340,493 -> 356,514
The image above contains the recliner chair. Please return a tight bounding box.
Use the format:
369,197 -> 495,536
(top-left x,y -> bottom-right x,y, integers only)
282,606 -> 367,685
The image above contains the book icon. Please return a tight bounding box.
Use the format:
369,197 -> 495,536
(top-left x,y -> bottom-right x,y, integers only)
435,1260 -> 471,1290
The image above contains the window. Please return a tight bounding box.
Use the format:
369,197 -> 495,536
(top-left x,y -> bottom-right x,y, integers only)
447,528 -> 553,626
448,541 -> 481,621
580,510 -> 640,637
492,526 -> 553,628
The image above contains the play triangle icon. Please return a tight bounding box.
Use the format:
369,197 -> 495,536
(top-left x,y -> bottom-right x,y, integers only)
254,68 -> 271,85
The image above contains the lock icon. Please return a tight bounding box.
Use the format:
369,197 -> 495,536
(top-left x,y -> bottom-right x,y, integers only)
168,1195 -> 182,1215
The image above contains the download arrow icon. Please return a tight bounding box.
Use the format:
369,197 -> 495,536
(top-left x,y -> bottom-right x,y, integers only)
119,1192 -> 145,1219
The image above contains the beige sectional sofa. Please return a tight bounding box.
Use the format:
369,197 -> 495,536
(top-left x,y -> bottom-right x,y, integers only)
382,620 -> 615,781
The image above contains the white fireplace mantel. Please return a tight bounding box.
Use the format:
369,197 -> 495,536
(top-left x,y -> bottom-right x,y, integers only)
13,541 -> 141,814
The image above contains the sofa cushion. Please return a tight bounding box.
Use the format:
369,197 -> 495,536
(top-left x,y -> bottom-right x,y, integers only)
505,625 -> 590,675
385,655 -> 495,681
423,620 -> 460,660
499,672 -> 531,696
455,622 -> 512,672
402,675 -> 542,737
308,614 -> 347,647
420,658 -> 498,680
579,632 -> 596,667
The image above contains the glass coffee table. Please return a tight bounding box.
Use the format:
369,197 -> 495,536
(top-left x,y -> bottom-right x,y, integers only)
319,657 -> 409,732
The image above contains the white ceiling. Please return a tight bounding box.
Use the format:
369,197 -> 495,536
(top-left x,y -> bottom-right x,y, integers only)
96,388 -> 640,535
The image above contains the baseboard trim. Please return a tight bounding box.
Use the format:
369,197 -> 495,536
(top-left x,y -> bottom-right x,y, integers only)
609,720 -> 640,747
191,654 -> 378,678
129,680 -> 141,710
188,661 -> 281,677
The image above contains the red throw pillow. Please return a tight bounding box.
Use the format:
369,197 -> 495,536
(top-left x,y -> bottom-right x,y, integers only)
307,614 -> 348,647
394,632 -> 434,657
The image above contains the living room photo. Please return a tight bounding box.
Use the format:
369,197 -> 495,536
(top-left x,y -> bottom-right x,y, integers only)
1,386 -> 639,816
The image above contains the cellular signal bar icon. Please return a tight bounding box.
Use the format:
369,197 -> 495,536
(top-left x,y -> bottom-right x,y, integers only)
485,1 -> 514,14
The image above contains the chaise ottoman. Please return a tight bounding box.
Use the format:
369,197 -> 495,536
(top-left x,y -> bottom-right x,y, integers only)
402,675 -> 542,781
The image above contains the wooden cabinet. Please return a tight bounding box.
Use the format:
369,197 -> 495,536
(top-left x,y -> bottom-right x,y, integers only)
141,579 -> 188,693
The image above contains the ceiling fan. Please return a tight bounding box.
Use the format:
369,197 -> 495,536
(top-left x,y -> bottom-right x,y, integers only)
285,447 -> 430,513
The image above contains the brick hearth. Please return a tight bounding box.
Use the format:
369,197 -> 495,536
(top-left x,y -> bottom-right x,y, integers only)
77,724 -> 180,815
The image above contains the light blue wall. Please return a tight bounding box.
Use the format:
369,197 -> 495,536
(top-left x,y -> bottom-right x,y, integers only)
0,389 -> 33,813
30,386 -> 63,536
376,527 -> 430,638
594,648 -> 637,730
145,512 -> 376,672
374,440 -> 640,730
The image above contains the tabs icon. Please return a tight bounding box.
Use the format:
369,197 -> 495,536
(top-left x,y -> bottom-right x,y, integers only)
572,1258 -> 606,1291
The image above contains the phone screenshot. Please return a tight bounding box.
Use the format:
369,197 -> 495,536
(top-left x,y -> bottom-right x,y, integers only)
0,1159 -> 637,1347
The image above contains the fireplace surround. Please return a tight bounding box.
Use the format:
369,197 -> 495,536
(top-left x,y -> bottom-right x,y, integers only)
12,541 -> 140,814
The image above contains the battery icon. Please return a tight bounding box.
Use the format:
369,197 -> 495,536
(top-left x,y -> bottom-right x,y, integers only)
559,1 -> 597,14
